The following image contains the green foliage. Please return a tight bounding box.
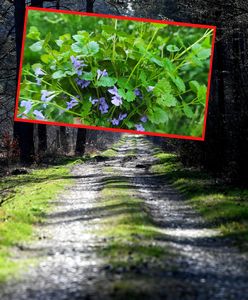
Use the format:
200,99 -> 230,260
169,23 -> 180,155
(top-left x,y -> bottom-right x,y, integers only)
18,10 -> 213,136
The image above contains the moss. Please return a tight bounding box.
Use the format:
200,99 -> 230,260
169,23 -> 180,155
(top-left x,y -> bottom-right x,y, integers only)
0,161 -> 75,282
101,149 -> 118,157
95,177 -> 169,270
151,151 -> 248,248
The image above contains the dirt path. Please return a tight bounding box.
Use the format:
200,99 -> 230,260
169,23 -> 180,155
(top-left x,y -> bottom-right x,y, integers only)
113,136 -> 248,299
0,135 -> 248,300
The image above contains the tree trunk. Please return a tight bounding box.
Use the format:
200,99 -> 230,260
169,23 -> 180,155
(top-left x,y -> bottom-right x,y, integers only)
38,124 -> 47,153
31,0 -> 43,7
86,0 -> 94,12
75,128 -> 87,155
60,127 -> 69,154
13,0 -> 35,164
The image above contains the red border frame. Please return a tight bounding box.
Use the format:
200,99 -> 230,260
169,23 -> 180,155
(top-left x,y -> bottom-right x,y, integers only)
14,6 -> 217,141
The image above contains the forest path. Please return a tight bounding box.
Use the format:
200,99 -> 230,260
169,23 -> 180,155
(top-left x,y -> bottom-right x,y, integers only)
1,135 -> 248,300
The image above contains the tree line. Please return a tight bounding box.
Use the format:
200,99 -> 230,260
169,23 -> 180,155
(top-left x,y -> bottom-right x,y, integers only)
12,0 -> 98,164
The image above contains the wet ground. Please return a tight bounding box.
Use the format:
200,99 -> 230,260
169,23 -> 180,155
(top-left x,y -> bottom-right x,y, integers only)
1,135 -> 248,300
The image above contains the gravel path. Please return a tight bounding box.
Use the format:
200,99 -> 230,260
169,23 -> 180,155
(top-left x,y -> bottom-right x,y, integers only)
0,135 -> 248,300
0,165 -> 107,300
114,135 -> 248,299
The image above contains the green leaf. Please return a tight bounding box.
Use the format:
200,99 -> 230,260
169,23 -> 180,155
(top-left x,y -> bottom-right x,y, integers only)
59,33 -> 71,42
157,94 -> 177,108
27,26 -> 40,40
183,104 -> 194,118
154,79 -> 177,107
31,63 -> 42,72
149,107 -> 169,124
150,57 -> 164,67
81,101 -> 92,117
166,45 -> 180,52
189,80 -> 200,94
163,58 -> 177,73
72,35 -> 84,43
154,78 -> 172,96
97,76 -> 117,87
117,88 -> 135,102
197,85 -> 207,104
55,39 -> 64,47
139,71 -> 147,84
102,25 -> 116,34
82,72 -> 94,81
126,90 -> 136,102
43,32 -> 51,49
170,75 -> 186,93
29,40 -> 44,52
88,41 -> 99,55
118,88 -> 126,99
52,70 -> 66,79
152,23 -> 167,29
197,48 -> 211,60
41,54 -> 52,64
118,78 -> 133,90
71,43 -> 83,53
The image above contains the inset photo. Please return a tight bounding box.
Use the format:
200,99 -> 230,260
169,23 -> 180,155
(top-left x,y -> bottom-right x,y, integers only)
15,7 -> 216,140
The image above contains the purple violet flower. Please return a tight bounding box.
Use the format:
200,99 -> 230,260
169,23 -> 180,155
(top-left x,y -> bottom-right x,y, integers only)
134,88 -> 142,97
36,78 -> 42,86
108,86 -> 119,96
97,69 -> 108,80
20,100 -> 32,114
66,97 -> 79,110
111,95 -> 122,106
35,67 -> 45,77
89,97 -> 99,105
75,78 -> 91,89
70,56 -> 87,76
111,118 -> 120,126
118,113 -> 127,121
108,86 -> 123,107
33,110 -> 45,120
41,90 -> 57,102
99,97 -> 109,114
147,86 -> 155,92
41,90 -> 57,108
140,116 -> 148,123
135,124 -> 145,132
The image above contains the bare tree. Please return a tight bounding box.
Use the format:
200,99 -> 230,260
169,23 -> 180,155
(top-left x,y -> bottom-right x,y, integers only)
13,0 -> 35,164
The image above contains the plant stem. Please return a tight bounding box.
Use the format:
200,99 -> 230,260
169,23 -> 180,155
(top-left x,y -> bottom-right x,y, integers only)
172,29 -> 213,62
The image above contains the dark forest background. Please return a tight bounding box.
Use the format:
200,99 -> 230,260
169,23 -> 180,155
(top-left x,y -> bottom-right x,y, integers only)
0,0 -> 247,185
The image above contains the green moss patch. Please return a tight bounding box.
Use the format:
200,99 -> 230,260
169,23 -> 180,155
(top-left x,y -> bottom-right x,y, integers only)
0,161 -> 75,282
